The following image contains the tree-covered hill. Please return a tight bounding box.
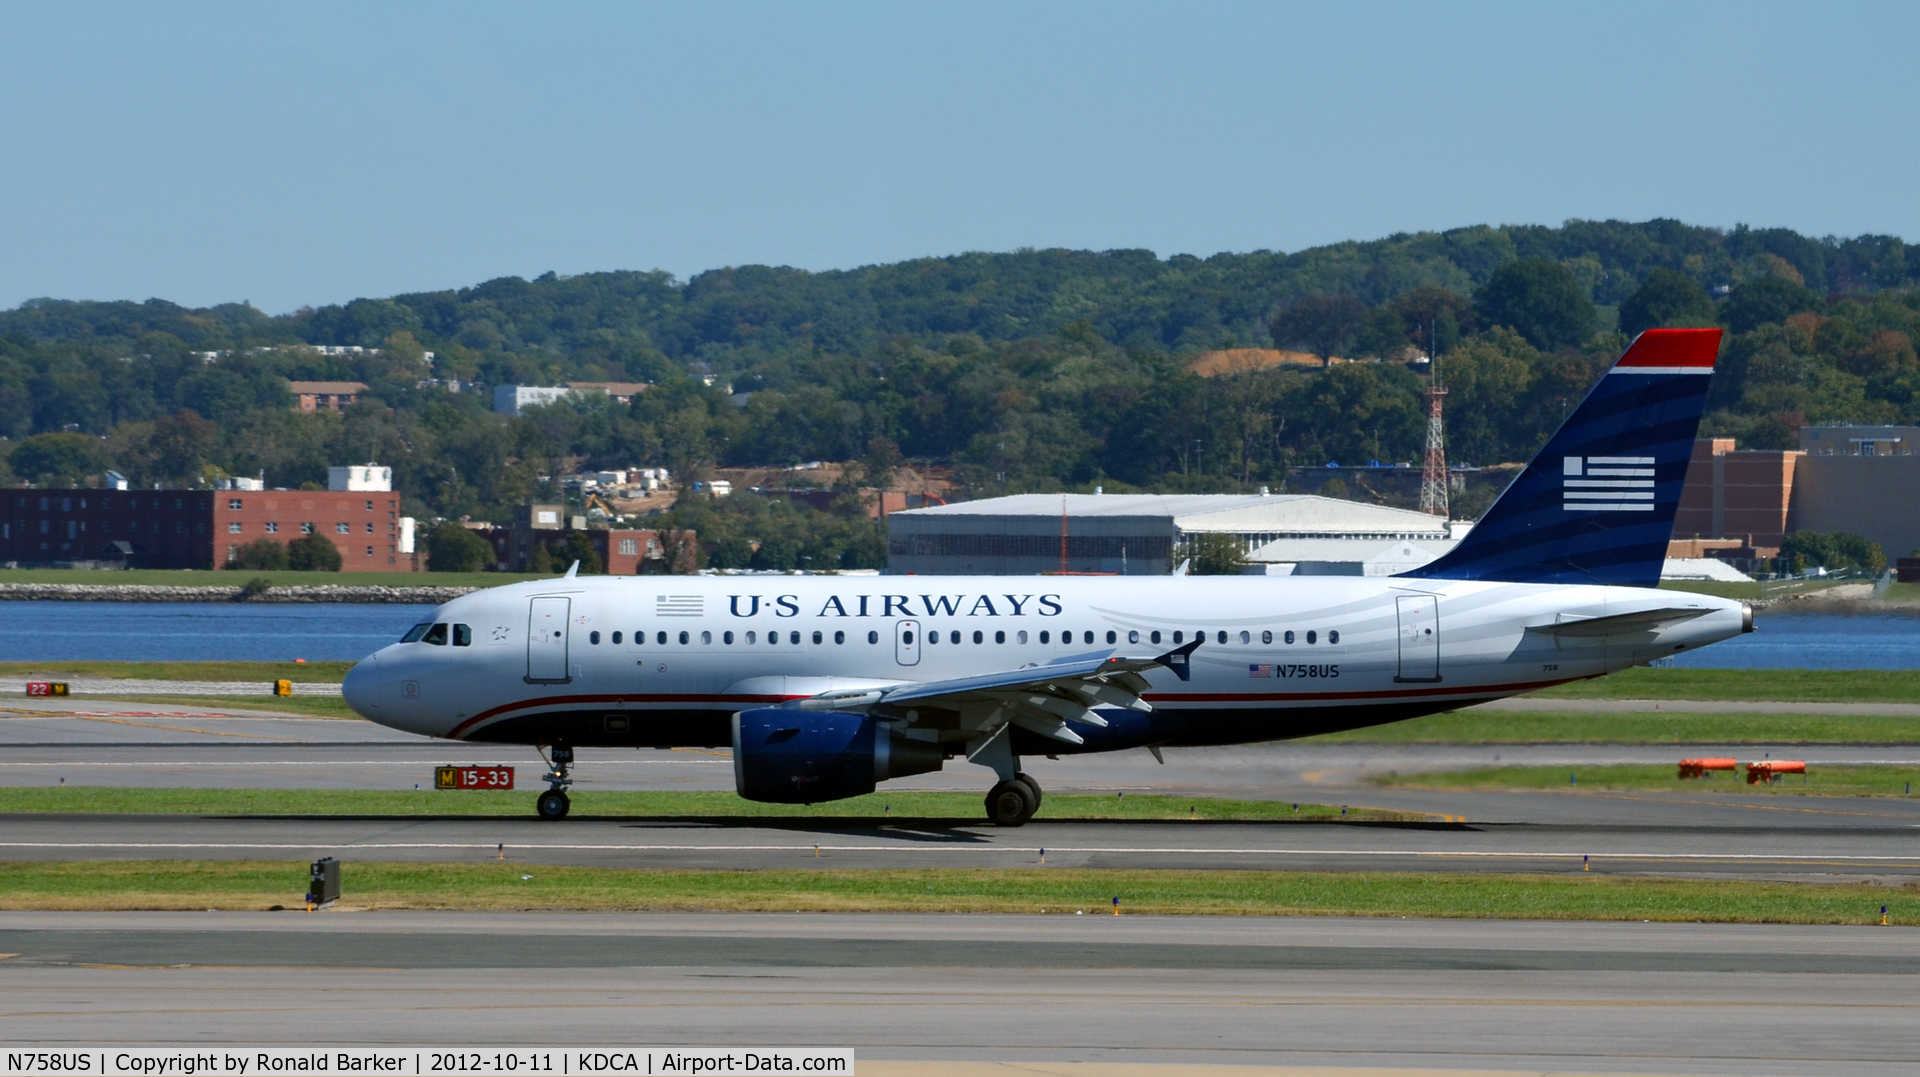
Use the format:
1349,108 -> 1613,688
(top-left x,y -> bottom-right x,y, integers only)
3,218 -> 1918,570
7,220 -> 1914,369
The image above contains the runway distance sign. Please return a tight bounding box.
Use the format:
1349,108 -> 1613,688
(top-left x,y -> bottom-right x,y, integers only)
434,765 -> 514,790
0,1049 -> 854,1076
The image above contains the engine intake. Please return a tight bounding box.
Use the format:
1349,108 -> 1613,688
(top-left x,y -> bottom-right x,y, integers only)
732,708 -> 944,804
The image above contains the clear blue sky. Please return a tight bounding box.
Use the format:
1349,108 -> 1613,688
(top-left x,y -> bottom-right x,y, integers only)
2,2 -> 1916,313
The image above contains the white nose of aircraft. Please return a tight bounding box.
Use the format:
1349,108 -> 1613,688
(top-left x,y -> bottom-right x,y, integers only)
340,650 -> 384,720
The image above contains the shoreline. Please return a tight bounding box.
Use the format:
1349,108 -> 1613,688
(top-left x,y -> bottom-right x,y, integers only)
0,582 -> 481,603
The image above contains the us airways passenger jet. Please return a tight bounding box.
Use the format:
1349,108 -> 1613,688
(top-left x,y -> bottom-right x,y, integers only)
345,328 -> 1748,825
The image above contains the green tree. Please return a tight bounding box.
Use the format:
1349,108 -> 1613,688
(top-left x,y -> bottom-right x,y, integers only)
706,535 -> 753,569
1619,269 -> 1716,337
8,432 -> 111,485
1187,533 -> 1247,576
226,537 -> 289,571
286,531 -> 344,571
1780,530 -> 1884,575
1723,275 -> 1818,334
530,542 -> 556,574
1389,286 -> 1471,356
861,435 -> 903,490
558,530 -> 603,573
1271,294 -> 1369,363
665,529 -> 703,574
427,522 -> 495,572
1473,260 -> 1596,351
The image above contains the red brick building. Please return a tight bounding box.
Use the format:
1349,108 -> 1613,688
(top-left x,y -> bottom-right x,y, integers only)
1672,438 -> 1802,554
288,381 -> 369,412
215,489 -> 412,570
4,477 -> 413,571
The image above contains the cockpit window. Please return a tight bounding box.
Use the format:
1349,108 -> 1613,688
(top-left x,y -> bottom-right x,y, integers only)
401,623 -> 431,643
452,624 -> 472,647
422,623 -> 449,646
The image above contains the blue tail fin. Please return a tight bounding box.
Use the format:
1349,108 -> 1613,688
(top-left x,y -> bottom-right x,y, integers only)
1398,328 -> 1722,588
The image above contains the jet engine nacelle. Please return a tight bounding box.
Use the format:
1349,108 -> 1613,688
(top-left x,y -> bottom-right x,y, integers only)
732,708 -> 946,804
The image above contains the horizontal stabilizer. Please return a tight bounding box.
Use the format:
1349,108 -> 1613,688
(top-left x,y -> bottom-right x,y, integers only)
1525,607 -> 1711,637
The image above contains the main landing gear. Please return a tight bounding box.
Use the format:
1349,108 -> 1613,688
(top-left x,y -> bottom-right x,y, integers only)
985,771 -> 1043,827
536,745 -> 574,819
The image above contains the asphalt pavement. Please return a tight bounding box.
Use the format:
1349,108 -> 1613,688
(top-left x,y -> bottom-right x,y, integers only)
4,700 -> 1920,879
1,911 -> 1916,1076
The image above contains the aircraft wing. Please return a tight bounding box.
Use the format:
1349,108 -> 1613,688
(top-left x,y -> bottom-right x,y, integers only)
793,638 -> 1201,748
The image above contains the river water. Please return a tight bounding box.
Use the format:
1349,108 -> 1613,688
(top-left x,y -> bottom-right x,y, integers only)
0,602 -> 437,663
0,601 -> 1913,669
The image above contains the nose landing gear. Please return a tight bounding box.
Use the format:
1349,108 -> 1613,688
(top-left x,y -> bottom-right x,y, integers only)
536,745 -> 573,819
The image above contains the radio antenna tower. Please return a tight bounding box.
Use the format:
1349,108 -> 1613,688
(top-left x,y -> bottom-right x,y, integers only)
1418,320 -> 1450,517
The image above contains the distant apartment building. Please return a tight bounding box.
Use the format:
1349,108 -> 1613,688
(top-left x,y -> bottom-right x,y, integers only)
1672,438 -> 1802,552
477,503 -> 681,574
1674,425 -> 1920,563
3,464 -> 414,570
492,382 -> 651,417
1792,426 -> 1920,560
288,381 -> 370,412
2,489 -> 214,567
567,381 -> 651,404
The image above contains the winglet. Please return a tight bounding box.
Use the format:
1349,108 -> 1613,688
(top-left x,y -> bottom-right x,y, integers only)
563,560 -> 580,579
1153,637 -> 1203,681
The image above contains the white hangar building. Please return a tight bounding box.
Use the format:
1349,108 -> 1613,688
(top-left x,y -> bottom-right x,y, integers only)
885,493 -> 1471,576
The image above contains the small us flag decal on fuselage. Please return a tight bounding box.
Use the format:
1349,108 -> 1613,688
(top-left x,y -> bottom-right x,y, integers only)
656,595 -> 704,616
1563,455 -> 1655,512
1249,664 -> 1273,678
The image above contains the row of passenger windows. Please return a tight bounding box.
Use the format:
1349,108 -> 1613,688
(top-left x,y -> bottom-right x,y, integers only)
908,628 -> 1339,646
401,622 -> 472,646
580,626 -> 1339,646
590,629 -> 861,646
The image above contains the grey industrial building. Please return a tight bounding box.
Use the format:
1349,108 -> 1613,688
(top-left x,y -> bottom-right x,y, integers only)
885,493 -> 1466,575
1792,425 -> 1920,560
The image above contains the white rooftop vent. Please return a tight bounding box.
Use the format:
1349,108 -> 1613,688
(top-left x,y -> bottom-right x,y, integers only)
328,464 -> 392,492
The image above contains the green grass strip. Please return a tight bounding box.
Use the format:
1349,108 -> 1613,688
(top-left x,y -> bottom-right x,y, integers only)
71,694 -> 360,718
1528,667 -> 1920,704
1380,763 -> 1920,797
0,660 -> 355,682
1,860 -> 1914,923
1309,709 -> 1920,744
0,787 -> 1401,821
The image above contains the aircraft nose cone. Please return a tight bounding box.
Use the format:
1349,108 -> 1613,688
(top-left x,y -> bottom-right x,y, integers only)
342,656 -> 381,717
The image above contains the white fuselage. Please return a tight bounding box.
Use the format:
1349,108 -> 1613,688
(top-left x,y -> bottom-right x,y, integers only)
343,574 -> 1747,747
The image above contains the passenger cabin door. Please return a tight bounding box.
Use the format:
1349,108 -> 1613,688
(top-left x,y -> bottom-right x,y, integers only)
527,596 -> 571,683
1394,594 -> 1440,683
894,620 -> 921,666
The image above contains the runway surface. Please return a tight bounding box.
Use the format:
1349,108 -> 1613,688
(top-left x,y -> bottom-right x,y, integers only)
6,808 -> 1919,878
5,702 -> 1920,879
1,910 -> 1916,1076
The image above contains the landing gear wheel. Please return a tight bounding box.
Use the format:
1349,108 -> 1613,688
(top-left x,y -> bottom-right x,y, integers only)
985,779 -> 1037,827
1015,772 -> 1043,811
536,789 -> 571,819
